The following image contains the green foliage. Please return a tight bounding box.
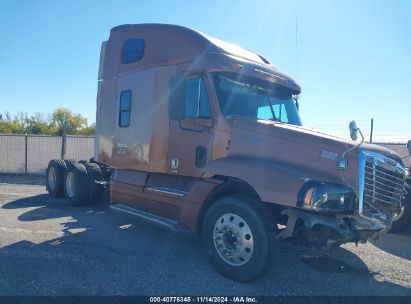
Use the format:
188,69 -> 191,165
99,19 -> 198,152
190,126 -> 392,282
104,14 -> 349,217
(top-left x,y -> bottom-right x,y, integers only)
0,109 -> 95,136
77,123 -> 96,136
51,108 -> 89,135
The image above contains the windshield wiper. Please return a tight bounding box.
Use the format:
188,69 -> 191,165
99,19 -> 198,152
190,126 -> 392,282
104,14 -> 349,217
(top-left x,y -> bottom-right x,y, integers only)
265,96 -> 278,122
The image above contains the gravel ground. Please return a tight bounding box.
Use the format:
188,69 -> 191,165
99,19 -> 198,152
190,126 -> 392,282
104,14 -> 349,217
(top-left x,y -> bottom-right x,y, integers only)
0,174 -> 410,296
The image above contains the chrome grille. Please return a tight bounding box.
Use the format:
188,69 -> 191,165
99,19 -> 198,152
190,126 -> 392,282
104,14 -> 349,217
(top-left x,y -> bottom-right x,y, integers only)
362,153 -> 406,217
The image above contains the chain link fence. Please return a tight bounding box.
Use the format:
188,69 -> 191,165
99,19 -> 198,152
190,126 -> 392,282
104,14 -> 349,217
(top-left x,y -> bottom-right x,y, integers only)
0,134 -> 94,175
0,134 -> 409,176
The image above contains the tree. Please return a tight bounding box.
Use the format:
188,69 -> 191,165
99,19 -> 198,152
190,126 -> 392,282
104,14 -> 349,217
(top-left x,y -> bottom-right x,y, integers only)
0,108 -> 94,135
25,113 -> 51,134
51,108 -> 88,135
77,122 -> 96,136
0,121 -> 19,133
14,112 -> 28,133
0,112 -> 24,133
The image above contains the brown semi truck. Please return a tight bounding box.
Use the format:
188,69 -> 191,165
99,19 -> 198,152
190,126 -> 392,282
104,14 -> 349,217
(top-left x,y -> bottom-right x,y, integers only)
46,24 -> 411,282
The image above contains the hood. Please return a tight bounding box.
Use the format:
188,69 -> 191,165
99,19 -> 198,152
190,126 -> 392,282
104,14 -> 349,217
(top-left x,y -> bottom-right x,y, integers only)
231,116 -> 402,165
227,116 -> 404,196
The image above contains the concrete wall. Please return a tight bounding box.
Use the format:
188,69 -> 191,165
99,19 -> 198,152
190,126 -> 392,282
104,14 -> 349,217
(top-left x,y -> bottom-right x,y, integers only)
0,134 -> 94,175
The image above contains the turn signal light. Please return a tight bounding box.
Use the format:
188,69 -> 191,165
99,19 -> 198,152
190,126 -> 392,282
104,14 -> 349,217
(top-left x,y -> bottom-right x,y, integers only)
304,188 -> 314,206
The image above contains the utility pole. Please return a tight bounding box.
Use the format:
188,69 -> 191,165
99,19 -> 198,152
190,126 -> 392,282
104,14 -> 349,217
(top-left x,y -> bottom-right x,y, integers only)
370,118 -> 374,143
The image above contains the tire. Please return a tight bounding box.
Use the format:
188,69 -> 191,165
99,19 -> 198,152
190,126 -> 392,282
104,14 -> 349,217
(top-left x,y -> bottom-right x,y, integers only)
63,162 -> 91,206
46,159 -> 67,197
202,195 -> 279,282
83,162 -> 103,203
390,176 -> 411,232
64,159 -> 77,166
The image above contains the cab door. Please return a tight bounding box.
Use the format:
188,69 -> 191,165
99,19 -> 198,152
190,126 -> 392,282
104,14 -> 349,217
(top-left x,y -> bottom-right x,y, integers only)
144,74 -> 214,220
167,74 -> 214,177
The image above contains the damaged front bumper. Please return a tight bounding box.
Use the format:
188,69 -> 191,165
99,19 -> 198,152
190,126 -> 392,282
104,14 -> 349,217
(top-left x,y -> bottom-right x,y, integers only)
279,208 -> 390,250
281,149 -> 407,250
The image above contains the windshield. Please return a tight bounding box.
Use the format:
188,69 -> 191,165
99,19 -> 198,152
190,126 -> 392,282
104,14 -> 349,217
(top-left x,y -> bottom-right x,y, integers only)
213,73 -> 302,126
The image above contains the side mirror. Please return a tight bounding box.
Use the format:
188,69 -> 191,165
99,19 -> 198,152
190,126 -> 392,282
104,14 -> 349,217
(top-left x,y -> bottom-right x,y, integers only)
169,76 -> 185,120
341,120 -> 365,165
349,120 -> 358,141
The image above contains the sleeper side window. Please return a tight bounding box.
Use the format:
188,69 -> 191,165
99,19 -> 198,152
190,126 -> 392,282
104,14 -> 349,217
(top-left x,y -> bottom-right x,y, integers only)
121,39 -> 145,64
119,90 -> 132,127
185,78 -> 211,118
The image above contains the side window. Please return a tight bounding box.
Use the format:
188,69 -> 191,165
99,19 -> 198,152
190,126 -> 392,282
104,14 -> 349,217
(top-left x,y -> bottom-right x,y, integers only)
119,90 -> 132,127
257,104 -> 289,123
121,39 -> 144,64
272,104 -> 289,123
185,78 -> 211,118
257,105 -> 273,120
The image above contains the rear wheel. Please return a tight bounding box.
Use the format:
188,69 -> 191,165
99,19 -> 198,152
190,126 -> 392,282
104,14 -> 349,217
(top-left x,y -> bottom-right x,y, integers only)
202,196 -> 279,282
64,159 -> 77,166
46,159 -> 67,197
83,162 -> 103,202
64,162 -> 90,206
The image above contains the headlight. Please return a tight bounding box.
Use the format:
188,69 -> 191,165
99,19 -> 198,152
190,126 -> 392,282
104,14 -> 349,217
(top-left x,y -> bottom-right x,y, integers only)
300,182 -> 356,214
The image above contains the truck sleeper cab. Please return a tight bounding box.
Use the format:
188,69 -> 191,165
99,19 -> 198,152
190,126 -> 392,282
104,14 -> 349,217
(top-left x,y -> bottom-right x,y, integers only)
46,24 -> 409,282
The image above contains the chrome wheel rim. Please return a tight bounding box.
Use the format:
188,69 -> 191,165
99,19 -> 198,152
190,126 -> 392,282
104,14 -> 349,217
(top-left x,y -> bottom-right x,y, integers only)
65,171 -> 76,198
213,213 -> 254,266
392,206 -> 405,222
48,167 -> 57,191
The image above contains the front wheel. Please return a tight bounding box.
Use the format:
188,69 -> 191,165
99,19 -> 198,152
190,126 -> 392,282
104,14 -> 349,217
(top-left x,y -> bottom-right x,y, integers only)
202,196 -> 279,282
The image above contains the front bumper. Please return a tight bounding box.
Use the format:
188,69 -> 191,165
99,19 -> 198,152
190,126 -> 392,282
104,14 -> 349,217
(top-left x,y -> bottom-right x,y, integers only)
279,209 -> 389,249
284,149 -> 406,249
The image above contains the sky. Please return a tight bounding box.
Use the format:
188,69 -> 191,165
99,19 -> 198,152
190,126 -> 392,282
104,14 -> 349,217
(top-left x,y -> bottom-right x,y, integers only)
0,0 -> 410,142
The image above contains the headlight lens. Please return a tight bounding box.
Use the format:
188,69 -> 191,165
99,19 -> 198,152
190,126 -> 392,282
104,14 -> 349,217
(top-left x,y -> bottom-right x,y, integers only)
301,183 -> 356,214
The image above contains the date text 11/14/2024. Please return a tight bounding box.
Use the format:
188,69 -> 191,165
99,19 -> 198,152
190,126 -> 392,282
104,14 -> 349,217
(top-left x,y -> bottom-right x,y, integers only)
149,296 -> 258,303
